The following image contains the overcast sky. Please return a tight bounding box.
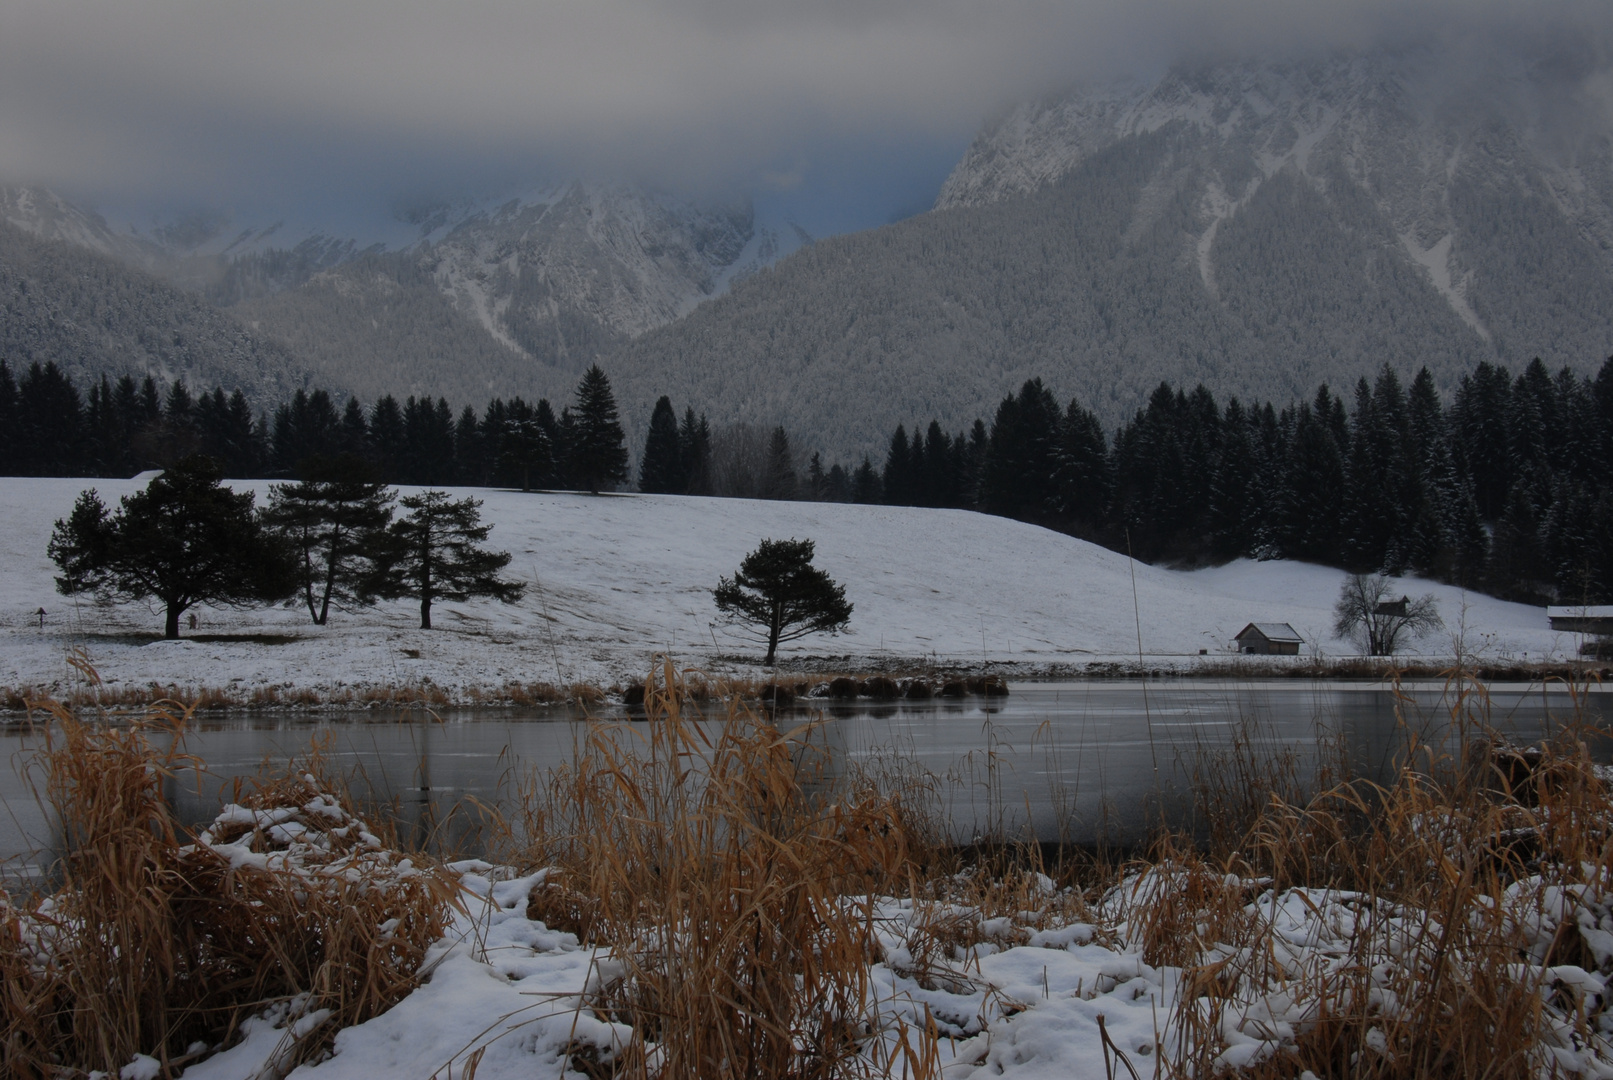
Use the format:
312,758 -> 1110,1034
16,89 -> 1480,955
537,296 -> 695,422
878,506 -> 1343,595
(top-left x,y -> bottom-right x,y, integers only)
0,0 -> 1600,233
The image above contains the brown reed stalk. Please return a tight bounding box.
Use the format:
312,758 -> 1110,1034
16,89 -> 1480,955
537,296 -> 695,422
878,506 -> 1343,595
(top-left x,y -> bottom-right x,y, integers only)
508,657 -> 939,1080
1141,668 -> 1612,1080
1,697 -> 456,1079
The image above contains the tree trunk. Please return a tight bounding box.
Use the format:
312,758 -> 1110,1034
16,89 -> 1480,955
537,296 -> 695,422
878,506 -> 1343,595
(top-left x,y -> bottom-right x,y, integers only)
421,596 -> 432,630
765,608 -> 781,665
165,604 -> 181,639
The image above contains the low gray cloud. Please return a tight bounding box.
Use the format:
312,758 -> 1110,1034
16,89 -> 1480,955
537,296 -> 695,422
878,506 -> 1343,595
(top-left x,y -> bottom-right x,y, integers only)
0,0 -> 1601,215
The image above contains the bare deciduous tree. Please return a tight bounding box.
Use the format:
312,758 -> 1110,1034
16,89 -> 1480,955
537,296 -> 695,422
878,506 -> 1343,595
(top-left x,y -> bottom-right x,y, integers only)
1333,573 -> 1443,656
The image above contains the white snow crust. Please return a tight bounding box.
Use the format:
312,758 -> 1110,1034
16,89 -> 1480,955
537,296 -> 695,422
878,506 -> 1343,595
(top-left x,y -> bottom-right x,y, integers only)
0,476 -> 1571,701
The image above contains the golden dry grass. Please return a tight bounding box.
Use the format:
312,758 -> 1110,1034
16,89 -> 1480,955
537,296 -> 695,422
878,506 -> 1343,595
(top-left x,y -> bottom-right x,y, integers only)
1,696 -> 457,1079
501,658 -> 942,1080
1122,670 -> 1613,1079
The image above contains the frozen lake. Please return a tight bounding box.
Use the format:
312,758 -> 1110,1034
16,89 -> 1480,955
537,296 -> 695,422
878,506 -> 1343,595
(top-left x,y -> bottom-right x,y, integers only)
4,679 -> 1609,885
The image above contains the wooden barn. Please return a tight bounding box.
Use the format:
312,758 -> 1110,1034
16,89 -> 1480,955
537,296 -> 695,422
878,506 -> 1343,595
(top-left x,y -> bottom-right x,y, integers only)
1235,622 -> 1305,656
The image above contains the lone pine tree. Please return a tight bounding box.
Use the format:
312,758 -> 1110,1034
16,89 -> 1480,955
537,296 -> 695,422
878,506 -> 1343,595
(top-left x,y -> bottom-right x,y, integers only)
567,365 -> 629,494
639,396 -> 685,494
48,455 -> 295,638
264,454 -> 394,625
713,538 -> 852,665
364,490 -> 524,629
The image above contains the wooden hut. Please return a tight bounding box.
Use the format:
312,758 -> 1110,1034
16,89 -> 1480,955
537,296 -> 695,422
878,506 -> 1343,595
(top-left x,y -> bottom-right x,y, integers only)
1234,622 -> 1304,656
1547,606 -> 1613,635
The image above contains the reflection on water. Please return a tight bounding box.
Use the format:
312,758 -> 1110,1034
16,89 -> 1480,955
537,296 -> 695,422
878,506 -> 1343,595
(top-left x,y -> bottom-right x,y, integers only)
3,680 -> 1608,884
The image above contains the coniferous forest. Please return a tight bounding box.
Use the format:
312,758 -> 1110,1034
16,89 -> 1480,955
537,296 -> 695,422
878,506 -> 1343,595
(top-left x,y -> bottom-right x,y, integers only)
4,355 -> 1612,606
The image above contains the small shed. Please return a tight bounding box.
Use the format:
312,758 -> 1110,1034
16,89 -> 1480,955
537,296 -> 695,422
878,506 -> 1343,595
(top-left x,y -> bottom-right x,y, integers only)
1374,596 -> 1410,617
1547,606 -> 1613,635
1235,623 -> 1304,656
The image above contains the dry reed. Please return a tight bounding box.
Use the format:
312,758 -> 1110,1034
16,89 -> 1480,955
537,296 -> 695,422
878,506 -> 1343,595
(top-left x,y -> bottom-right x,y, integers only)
1120,670 -> 1613,1079
504,657 -> 941,1080
1,696 -> 457,1079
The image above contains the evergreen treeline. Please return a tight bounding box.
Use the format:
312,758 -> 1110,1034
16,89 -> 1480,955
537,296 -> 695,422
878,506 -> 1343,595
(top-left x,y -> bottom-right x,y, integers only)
821,358 -> 1613,605
11,353 -> 1613,605
0,360 -> 640,493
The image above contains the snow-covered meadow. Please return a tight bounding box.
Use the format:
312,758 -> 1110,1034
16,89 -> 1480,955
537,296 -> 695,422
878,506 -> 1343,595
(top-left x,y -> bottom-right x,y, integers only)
0,476 -> 1573,700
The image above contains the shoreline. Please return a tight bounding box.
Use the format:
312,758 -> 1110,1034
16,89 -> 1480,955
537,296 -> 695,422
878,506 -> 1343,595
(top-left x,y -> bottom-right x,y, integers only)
4,653 -> 1607,715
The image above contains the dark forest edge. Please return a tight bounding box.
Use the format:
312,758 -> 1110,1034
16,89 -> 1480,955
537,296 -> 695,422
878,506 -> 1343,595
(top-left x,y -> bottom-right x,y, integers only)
4,355 -> 1613,607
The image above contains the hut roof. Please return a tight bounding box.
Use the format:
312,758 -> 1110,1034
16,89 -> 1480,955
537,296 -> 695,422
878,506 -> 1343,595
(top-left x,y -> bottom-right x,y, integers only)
1235,622 -> 1304,643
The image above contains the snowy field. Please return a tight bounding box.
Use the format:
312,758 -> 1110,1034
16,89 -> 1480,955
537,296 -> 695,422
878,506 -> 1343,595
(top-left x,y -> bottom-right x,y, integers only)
0,476 -> 1574,701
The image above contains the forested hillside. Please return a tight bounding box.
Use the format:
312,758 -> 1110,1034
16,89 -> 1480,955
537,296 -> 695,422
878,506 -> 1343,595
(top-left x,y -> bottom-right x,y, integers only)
606,126 -> 1514,461
229,251 -> 563,406
0,221 -> 317,406
603,47 -> 1613,463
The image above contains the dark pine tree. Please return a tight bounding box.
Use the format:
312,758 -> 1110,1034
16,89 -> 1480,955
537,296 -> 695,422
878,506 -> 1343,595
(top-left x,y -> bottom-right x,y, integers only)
400,396 -> 456,486
368,395 -> 406,481
264,455 -> 395,625
851,456 -> 880,504
760,426 -> 798,500
497,398 -> 553,492
712,538 -> 853,665
0,361 -> 17,473
882,425 -> 915,506
17,362 -> 85,476
453,405 -> 484,484
48,456 -> 295,638
639,396 -> 686,494
1050,397 -> 1111,530
1208,398 -> 1260,559
1453,361 -> 1514,520
364,490 -> 525,629
678,408 -> 712,495
982,378 -> 1062,521
566,366 -> 629,494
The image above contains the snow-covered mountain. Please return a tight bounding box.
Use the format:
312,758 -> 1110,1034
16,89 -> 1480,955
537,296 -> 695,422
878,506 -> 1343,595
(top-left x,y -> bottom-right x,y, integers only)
1,180 -> 810,402
600,39 -> 1613,461
936,43 -> 1613,342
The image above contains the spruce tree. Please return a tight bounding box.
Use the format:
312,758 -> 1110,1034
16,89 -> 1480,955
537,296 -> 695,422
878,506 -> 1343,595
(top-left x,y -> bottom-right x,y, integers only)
265,455 -> 395,625
499,399 -> 553,492
453,405 -> 483,484
364,490 -> 525,630
982,379 -> 1062,520
1208,398 -> 1259,558
0,361 -> 16,472
882,425 -> 914,505
17,362 -> 84,476
1051,397 -> 1111,528
807,452 -> 827,500
678,408 -> 712,495
851,456 -> 880,503
566,365 -> 629,494
639,396 -> 685,494
368,395 -> 406,481
760,427 -> 798,500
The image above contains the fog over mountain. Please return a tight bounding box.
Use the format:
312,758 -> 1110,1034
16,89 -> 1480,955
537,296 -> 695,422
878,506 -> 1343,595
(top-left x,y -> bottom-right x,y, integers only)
2,12 -> 1611,463
602,38 -> 1613,460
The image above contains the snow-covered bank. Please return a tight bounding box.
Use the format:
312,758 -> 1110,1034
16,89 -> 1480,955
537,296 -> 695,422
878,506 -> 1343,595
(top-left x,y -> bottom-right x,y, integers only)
0,477 -> 1573,700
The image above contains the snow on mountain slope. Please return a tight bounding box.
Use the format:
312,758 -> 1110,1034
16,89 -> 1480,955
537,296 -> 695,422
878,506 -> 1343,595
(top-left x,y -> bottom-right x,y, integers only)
936,43 -> 1613,338
0,478 -> 1567,699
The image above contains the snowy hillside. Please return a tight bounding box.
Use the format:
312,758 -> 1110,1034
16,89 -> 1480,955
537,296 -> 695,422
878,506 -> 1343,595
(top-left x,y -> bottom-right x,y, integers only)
0,477 -> 1569,701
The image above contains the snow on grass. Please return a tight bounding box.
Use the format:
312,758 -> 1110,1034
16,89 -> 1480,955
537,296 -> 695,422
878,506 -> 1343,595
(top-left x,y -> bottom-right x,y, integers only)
0,477 -> 1569,700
